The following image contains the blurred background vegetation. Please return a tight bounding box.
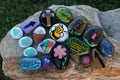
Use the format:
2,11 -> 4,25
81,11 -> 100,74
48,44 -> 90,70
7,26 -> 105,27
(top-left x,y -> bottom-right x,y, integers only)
0,0 -> 120,80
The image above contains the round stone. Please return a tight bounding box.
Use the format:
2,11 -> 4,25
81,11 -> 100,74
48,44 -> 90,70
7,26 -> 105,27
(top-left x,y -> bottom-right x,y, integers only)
55,7 -> 73,23
66,37 -> 90,55
83,26 -> 103,47
80,55 -> 91,66
37,39 -> 56,54
18,36 -> 33,48
23,47 -> 37,57
39,9 -> 55,28
10,27 -> 23,39
41,56 -> 52,69
68,16 -> 88,36
100,39 -> 114,57
49,23 -> 69,42
33,26 -> 46,43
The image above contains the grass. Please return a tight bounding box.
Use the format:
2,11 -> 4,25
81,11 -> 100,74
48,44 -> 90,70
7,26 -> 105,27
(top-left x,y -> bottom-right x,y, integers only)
0,0 -> 120,80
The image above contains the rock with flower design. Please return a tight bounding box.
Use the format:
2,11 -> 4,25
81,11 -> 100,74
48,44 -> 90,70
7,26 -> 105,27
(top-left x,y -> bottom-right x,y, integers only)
52,44 -> 69,69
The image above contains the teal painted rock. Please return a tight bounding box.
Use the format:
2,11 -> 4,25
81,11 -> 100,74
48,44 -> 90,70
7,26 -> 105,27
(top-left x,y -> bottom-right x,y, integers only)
10,27 -> 23,39
23,47 -> 37,57
37,39 -> 56,54
68,16 -> 87,36
66,37 -> 90,55
18,36 -> 33,48
19,58 -> 41,70
49,23 -> 69,42
55,7 -> 73,23
83,26 -> 103,47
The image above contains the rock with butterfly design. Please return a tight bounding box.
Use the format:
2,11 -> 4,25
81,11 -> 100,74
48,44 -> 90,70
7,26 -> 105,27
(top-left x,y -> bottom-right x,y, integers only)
83,26 -> 103,47
49,23 -> 69,42
52,44 -> 69,69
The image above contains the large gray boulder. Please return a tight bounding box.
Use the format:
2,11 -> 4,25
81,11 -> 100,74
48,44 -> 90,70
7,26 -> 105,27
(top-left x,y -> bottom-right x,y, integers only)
0,5 -> 120,80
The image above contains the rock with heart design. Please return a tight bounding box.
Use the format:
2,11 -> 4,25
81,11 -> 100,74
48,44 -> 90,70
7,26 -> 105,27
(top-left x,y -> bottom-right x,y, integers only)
33,26 -> 46,43
83,26 -> 103,47
19,58 -> 41,70
37,39 -> 56,54
49,23 -> 69,42
66,37 -> 90,55
52,44 -> 69,69
68,16 -> 88,36
80,54 -> 91,66
100,39 -> 114,57
18,36 -> 33,48
10,27 -> 23,39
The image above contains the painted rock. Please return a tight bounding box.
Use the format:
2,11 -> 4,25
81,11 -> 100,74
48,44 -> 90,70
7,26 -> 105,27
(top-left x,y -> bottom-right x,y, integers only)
52,45 -> 69,69
33,26 -> 46,43
49,23 -> 69,42
55,7 -> 73,23
80,54 -> 91,66
68,16 -> 88,36
41,56 -> 52,69
23,47 -> 37,57
92,48 -> 105,69
66,37 -> 90,55
18,36 -> 33,48
21,20 -> 40,34
83,26 -> 103,47
10,27 -> 23,39
100,39 -> 114,57
39,9 -> 55,28
19,58 -> 41,70
37,39 -> 56,54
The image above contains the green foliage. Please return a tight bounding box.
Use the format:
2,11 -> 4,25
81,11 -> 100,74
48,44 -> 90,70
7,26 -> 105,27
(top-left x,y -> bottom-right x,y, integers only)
0,0 -> 120,80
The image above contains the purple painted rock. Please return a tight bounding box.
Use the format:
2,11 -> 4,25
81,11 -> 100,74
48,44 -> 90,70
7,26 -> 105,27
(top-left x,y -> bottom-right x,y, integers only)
21,20 -> 40,34
80,54 -> 91,66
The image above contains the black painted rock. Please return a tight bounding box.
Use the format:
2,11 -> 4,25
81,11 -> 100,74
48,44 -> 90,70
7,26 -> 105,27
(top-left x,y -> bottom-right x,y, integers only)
52,45 -> 69,69
83,26 -> 103,47
66,37 -> 90,55
68,16 -> 88,36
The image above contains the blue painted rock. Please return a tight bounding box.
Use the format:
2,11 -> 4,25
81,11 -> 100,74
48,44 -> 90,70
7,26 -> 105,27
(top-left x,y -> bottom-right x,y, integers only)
37,39 -> 56,54
21,20 -> 40,34
23,47 -> 37,57
49,23 -> 69,42
92,48 -> 105,69
33,26 -> 46,43
52,45 -> 69,69
83,26 -> 103,47
55,7 -> 73,23
80,54 -> 91,66
39,9 -> 55,28
66,37 -> 90,55
10,27 -> 23,39
19,58 -> 41,70
68,16 -> 88,36
100,39 -> 114,57
41,56 -> 52,69
18,36 -> 33,48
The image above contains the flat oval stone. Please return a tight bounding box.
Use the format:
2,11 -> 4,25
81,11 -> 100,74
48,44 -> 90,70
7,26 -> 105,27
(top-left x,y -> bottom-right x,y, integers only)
21,20 -> 40,34
10,27 -> 23,39
49,23 -> 69,42
23,47 -> 37,57
39,9 -> 55,28
80,54 -> 91,66
19,58 -> 41,70
18,36 -> 33,48
55,7 -> 73,23
52,45 -> 69,69
66,37 -> 90,55
68,16 -> 88,36
83,26 -> 103,47
41,56 -> 52,69
37,39 -> 56,54
33,26 -> 46,43
100,39 -> 114,57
